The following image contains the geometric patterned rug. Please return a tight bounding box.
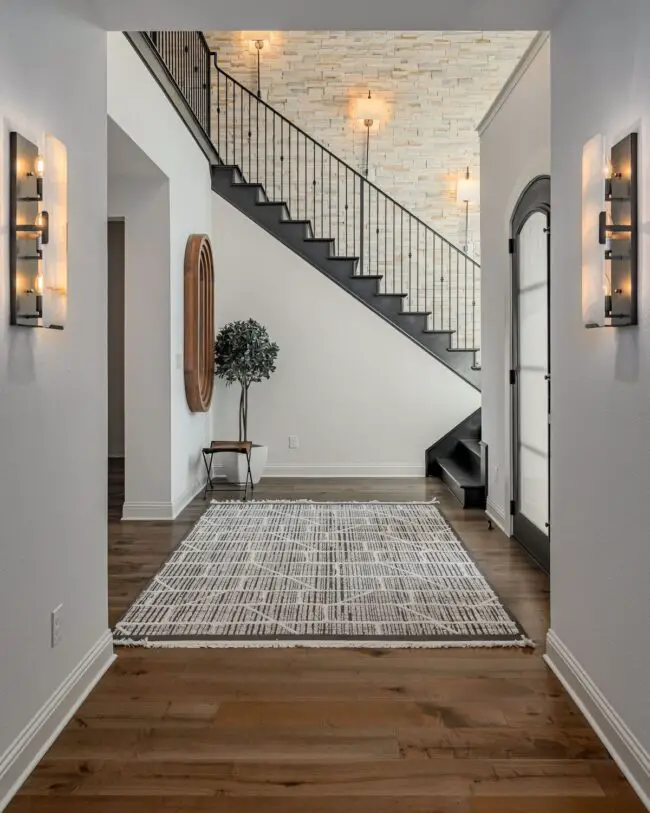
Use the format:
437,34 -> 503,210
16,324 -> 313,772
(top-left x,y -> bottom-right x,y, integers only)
113,501 -> 533,648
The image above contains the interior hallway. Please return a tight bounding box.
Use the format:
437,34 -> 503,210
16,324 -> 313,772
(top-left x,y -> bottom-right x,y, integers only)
7,475 -> 644,812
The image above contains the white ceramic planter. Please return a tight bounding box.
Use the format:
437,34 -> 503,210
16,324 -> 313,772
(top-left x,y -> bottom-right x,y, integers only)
221,445 -> 268,485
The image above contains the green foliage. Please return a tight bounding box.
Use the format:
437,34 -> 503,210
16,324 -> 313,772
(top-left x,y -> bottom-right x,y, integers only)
214,319 -> 279,441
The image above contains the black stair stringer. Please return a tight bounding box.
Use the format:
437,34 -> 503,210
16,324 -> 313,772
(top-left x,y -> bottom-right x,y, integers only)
211,164 -> 481,391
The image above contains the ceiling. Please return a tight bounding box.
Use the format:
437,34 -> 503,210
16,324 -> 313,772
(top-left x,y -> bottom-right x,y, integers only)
65,0 -> 566,31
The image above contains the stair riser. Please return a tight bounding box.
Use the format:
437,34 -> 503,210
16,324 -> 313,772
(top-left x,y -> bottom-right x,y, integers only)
453,445 -> 481,478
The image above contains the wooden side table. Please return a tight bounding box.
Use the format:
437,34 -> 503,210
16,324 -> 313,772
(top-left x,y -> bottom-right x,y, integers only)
201,441 -> 254,501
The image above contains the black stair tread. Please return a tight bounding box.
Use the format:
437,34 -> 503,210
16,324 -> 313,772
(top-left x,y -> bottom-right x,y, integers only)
304,237 -> 334,243
423,329 -> 455,335
437,457 -> 483,489
448,347 -> 480,353
401,311 -> 432,317
329,256 -> 360,262
376,292 -> 408,299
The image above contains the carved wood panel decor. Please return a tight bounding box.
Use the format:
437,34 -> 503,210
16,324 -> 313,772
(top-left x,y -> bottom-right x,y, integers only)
184,234 -> 215,412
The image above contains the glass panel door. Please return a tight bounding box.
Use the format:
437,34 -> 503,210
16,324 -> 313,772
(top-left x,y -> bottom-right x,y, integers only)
511,177 -> 550,572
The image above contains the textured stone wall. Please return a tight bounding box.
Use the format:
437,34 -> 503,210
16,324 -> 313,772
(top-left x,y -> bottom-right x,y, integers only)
206,31 -> 532,353
206,30 -> 534,258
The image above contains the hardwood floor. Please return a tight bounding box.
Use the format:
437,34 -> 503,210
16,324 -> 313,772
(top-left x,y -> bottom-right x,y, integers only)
8,469 -> 644,812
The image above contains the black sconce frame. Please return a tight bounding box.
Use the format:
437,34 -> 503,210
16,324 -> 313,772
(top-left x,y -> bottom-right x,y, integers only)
9,131 -> 50,327
599,132 -> 638,327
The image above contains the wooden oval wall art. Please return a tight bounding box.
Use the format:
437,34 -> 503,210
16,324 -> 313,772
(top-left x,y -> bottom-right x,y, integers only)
184,234 -> 215,412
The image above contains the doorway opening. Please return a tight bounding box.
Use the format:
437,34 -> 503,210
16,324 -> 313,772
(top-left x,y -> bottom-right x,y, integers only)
510,176 -> 551,572
107,218 -> 125,520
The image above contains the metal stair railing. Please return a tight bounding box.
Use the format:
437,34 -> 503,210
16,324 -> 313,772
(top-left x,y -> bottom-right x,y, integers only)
143,30 -> 481,362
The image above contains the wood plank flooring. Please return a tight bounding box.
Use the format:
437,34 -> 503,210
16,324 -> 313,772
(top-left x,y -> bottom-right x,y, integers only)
8,466 -> 645,812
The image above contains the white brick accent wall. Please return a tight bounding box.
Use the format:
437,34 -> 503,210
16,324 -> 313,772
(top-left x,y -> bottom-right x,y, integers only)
206,30 -> 534,353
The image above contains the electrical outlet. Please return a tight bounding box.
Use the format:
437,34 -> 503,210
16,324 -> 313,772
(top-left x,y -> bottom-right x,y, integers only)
288,435 -> 299,449
51,604 -> 63,648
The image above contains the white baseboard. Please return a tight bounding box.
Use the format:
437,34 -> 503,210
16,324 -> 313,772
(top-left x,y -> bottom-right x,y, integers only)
122,480 -> 203,521
210,464 -> 425,478
0,630 -> 115,812
545,630 -> 650,810
486,497 -> 510,535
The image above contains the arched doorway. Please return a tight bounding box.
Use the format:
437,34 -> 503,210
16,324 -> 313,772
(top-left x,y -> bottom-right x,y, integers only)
510,176 -> 551,572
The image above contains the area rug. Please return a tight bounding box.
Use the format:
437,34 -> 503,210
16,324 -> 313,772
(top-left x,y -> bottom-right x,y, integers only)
113,500 -> 532,648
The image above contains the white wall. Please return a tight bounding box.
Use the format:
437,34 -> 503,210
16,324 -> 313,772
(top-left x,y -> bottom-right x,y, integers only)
479,35 -> 551,531
0,3 -> 113,806
547,0 -> 650,802
107,33 -> 214,517
211,195 -> 480,475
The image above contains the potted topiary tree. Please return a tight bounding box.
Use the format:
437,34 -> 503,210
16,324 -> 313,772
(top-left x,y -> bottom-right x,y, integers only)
214,319 -> 279,484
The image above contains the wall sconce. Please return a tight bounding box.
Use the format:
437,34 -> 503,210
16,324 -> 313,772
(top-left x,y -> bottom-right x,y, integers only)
10,131 -> 67,330
582,132 -> 638,328
244,31 -> 271,98
456,167 -> 480,254
355,90 -> 383,177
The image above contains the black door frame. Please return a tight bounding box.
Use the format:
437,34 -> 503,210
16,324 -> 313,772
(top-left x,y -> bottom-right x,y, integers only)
510,175 -> 551,573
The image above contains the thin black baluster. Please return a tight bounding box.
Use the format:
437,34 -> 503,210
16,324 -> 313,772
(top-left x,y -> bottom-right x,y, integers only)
456,251 -> 460,347
392,202 -> 396,294
384,195 -> 388,285
337,162 -> 341,252
256,94 -> 259,183
280,119 -> 284,203
248,93 -> 251,181
375,186 -> 379,278
464,255 -> 468,348
314,141 -> 317,239
305,135 -> 308,224
321,150 -> 324,239
345,167 -> 348,256
329,154 -> 332,240
352,173 -> 356,259
232,80 -> 236,168
408,217 -> 412,311
264,105 -> 267,191
359,178 -> 365,275
424,228 -> 428,320
216,65 -> 221,159
432,234 -> 436,331
416,223 -> 420,312
400,209 -> 404,293
288,127 -> 291,215
272,113 -> 276,200
448,244 -> 452,339
472,263 -> 476,351
440,239 -> 445,332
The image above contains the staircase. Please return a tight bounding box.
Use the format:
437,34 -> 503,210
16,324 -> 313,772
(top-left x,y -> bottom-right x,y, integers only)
136,30 -> 485,507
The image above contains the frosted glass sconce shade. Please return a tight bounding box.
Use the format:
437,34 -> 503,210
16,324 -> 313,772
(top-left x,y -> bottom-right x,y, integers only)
457,170 -> 480,205
355,90 -> 383,125
582,134 -> 607,328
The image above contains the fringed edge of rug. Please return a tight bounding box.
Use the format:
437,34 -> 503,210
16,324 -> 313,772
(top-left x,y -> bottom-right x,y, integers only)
113,637 -> 536,650
209,499 -> 441,505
